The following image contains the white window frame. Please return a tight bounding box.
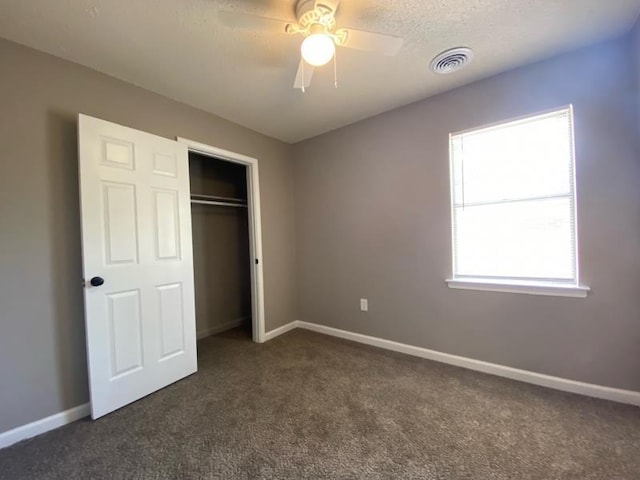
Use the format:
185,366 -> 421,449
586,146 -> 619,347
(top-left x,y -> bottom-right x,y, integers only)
445,106 -> 590,298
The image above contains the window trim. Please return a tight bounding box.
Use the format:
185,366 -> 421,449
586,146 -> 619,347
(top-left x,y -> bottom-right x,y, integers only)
445,278 -> 590,298
447,106 -> 590,297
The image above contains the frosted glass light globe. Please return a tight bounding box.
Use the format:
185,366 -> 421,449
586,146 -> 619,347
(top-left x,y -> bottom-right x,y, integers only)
301,33 -> 335,67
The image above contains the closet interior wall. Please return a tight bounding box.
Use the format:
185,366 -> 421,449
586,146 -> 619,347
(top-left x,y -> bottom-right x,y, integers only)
189,152 -> 252,338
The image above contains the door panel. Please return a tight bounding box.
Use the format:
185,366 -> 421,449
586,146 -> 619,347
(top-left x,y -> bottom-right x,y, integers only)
157,283 -> 186,359
78,114 -> 197,419
101,137 -> 135,169
153,152 -> 178,177
103,182 -> 139,265
153,189 -> 181,260
107,289 -> 143,378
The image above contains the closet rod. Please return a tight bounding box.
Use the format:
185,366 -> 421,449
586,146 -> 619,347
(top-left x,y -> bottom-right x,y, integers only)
191,199 -> 247,208
191,193 -> 246,203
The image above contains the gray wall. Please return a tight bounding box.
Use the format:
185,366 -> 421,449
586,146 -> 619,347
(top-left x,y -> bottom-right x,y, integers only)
0,39 -> 296,432
293,33 -> 640,391
635,20 -> 640,136
192,204 -> 252,336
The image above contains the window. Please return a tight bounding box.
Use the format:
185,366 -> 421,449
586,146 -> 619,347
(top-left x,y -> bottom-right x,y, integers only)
447,106 -> 589,297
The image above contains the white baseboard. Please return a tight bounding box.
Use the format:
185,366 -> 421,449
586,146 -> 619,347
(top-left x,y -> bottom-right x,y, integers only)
295,321 -> 640,407
197,317 -> 249,340
263,320 -> 300,341
0,403 -> 90,450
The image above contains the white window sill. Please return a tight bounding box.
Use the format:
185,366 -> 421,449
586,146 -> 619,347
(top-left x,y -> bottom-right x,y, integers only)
445,278 -> 590,298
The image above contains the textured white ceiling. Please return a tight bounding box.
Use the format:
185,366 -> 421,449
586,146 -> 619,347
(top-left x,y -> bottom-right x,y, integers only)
1,0 -> 639,143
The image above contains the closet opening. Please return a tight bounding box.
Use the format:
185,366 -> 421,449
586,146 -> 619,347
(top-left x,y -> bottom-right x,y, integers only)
180,138 -> 266,344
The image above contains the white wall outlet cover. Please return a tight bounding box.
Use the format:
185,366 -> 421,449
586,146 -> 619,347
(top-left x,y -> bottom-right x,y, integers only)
360,299 -> 368,311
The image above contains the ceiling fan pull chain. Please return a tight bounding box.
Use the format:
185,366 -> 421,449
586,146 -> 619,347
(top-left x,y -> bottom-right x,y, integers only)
333,49 -> 338,88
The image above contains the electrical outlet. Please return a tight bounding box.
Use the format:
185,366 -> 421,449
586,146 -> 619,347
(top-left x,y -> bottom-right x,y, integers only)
360,298 -> 368,312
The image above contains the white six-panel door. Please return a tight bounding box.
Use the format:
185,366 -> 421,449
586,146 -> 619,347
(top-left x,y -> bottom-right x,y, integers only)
78,114 -> 197,419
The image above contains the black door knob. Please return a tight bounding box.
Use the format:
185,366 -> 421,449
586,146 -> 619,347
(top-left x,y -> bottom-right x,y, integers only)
90,276 -> 105,287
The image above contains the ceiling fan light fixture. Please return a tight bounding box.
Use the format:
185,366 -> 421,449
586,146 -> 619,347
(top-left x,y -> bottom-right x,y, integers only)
301,33 -> 335,66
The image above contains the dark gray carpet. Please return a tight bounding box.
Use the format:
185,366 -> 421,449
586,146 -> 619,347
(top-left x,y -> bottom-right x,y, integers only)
1,327 -> 639,479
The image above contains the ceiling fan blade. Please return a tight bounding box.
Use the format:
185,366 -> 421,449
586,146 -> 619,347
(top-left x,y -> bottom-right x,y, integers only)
218,10 -> 293,34
338,28 -> 403,56
294,60 -> 314,90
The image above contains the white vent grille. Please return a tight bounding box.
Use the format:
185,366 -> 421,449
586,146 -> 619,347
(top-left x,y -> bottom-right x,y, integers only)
430,47 -> 474,74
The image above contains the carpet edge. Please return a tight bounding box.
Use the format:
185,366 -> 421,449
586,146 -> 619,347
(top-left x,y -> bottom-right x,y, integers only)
0,403 -> 91,450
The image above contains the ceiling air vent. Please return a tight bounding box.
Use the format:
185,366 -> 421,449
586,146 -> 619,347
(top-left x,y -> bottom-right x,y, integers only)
430,47 -> 474,74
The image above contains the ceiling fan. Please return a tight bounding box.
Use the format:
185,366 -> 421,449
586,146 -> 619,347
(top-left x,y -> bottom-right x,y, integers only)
218,0 -> 403,91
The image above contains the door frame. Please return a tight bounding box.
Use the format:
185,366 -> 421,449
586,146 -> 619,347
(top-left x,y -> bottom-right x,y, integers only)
177,137 -> 266,343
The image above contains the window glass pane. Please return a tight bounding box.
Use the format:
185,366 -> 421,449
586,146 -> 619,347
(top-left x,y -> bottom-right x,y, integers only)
451,114 -> 573,205
454,197 -> 575,280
